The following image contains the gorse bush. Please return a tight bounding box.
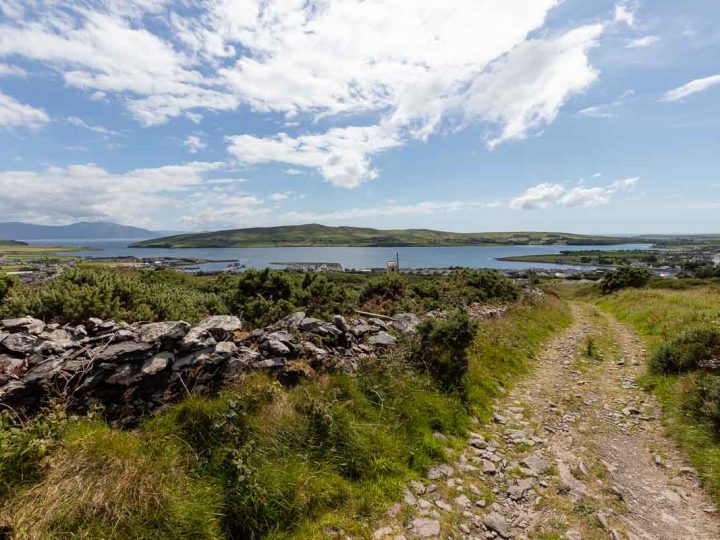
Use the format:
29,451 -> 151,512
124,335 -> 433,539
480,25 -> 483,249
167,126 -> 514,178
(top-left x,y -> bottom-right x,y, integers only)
0,273 -> 17,303
360,269 -> 519,314
414,310 -> 477,394
600,266 -> 652,295
650,327 -> 720,374
0,266 -> 520,328
220,269 -> 356,327
0,267 -> 225,324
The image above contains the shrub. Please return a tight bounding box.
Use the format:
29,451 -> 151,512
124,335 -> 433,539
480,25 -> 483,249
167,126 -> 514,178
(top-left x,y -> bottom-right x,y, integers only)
414,310 -> 476,393
0,273 -> 17,303
600,266 -> 652,294
0,267 -> 224,324
650,327 -> 720,374
683,372 -> 720,432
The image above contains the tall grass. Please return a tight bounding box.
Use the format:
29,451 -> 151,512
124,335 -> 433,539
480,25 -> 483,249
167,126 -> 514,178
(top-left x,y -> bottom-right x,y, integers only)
1,295 -> 569,539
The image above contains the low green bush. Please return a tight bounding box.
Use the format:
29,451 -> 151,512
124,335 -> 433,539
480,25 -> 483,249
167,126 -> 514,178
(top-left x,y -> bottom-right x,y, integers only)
0,273 -> 17,303
683,372 -> 720,432
414,310 -> 476,394
650,327 -> 720,374
0,267 -> 224,324
600,266 -> 652,295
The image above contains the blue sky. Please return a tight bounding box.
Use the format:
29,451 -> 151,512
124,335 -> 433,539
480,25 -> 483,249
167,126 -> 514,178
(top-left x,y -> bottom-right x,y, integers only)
0,0 -> 718,233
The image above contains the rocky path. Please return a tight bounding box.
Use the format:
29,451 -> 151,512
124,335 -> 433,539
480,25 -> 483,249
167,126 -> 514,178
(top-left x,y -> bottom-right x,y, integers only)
371,302 -> 720,539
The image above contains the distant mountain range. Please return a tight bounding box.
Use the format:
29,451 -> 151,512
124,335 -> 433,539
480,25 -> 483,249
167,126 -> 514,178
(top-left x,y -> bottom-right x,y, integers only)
0,221 -> 161,240
130,224 -> 641,248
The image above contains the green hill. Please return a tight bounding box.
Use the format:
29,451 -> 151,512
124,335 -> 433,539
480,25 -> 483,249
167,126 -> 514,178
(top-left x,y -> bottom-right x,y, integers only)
130,224 -> 634,248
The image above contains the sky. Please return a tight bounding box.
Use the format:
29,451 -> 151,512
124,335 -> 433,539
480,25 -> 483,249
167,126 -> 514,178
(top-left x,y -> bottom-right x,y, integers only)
0,0 -> 718,234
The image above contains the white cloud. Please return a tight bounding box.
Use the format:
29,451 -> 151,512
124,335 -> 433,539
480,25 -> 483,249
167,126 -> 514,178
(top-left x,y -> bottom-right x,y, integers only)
227,125 -> 403,188
614,2 -> 636,26
510,177 -> 638,210
0,90 -> 48,128
268,192 -> 290,202
285,168 -> 305,176
0,62 -> 26,77
661,75 -> 720,102
0,161 -> 224,227
578,89 -> 634,119
66,115 -> 122,136
184,134 -> 207,154
509,183 -> 567,210
0,0 -> 609,187
627,35 -> 659,48
460,25 -> 603,148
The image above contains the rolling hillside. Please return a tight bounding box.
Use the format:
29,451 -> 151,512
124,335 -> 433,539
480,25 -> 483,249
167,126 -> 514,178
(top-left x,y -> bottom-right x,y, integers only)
131,224 -> 634,248
0,221 -> 158,240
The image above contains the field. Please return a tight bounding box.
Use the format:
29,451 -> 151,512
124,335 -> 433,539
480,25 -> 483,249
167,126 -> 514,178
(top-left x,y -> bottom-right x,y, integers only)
131,224 -> 634,248
597,284 -> 720,503
0,244 -> 83,272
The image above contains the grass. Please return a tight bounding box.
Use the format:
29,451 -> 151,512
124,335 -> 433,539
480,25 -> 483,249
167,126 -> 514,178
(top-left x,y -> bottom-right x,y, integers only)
597,285 -> 720,505
0,294 -> 570,539
0,244 -> 83,274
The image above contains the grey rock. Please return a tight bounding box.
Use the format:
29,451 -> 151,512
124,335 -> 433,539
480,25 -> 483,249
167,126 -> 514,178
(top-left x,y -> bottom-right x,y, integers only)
1,333 -> 39,354
301,341 -> 327,359
333,314 -> 349,332
368,331 -> 397,347
0,380 -> 28,400
271,311 -> 306,331
254,357 -> 287,369
106,364 -> 136,385
411,518 -> 441,538
482,460 -> 497,474
507,478 -> 534,500
261,339 -> 291,357
368,318 -> 389,330
137,321 -> 190,342
0,354 -> 23,375
523,454 -> 552,475
180,328 -> 217,350
22,358 -> 64,385
484,512 -> 509,538
299,317 -> 342,339
141,352 -> 173,376
94,340 -> 156,362
195,315 -> 243,336
173,347 -> 216,371
85,317 -> 103,331
392,313 -> 420,334
73,325 -> 88,339
39,328 -> 72,342
2,316 -> 45,335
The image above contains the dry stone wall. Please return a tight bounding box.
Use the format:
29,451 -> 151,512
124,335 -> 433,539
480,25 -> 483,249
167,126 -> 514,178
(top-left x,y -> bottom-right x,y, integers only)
0,312 -> 420,424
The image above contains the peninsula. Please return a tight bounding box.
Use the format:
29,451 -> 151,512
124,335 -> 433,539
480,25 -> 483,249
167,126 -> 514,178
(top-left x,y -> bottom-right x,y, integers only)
131,224 -> 637,248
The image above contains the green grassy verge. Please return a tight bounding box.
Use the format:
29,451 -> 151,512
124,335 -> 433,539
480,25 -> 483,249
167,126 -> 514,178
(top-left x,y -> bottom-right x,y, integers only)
597,286 -> 720,504
1,295 -> 570,539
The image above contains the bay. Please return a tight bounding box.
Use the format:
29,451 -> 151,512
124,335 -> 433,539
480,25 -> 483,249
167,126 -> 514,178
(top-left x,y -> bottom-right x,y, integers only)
27,239 -> 653,272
